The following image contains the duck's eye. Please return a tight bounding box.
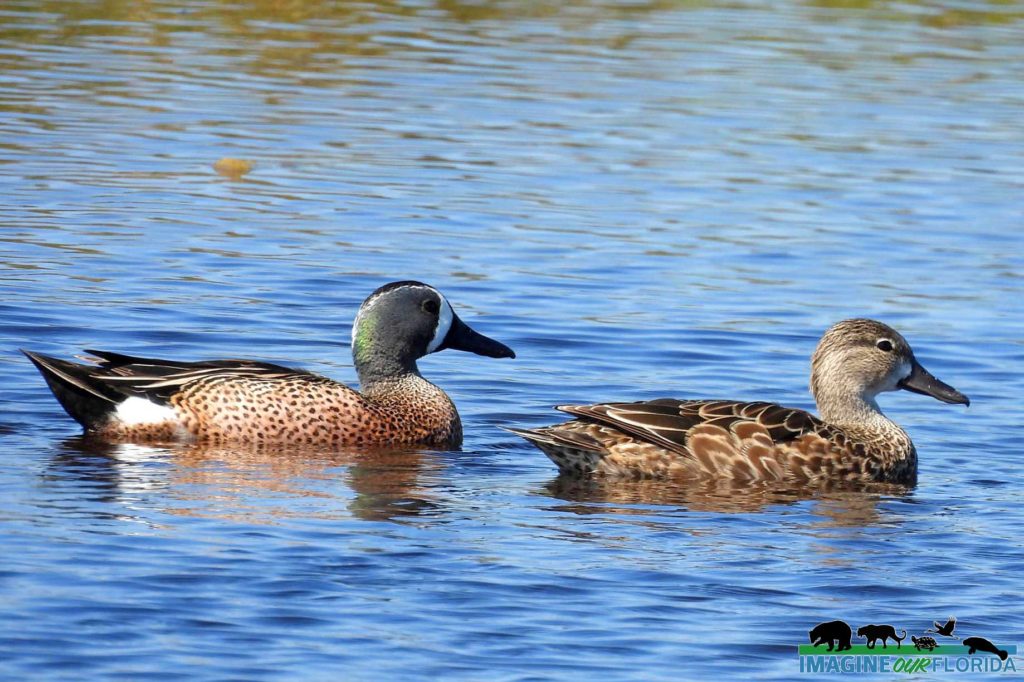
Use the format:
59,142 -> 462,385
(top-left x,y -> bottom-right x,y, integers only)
876,339 -> 894,352
422,299 -> 440,315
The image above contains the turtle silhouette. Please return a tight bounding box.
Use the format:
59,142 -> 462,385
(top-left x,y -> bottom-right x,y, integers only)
963,637 -> 1008,660
911,635 -> 938,652
926,616 -> 960,639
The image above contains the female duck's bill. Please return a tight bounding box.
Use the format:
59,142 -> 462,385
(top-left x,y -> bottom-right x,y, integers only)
509,318 -> 968,484
896,360 -> 968,405
23,280 -> 514,448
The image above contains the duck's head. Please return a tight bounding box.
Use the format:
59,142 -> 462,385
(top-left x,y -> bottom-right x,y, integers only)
351,281 -> 514,379
810,319 -> 969,415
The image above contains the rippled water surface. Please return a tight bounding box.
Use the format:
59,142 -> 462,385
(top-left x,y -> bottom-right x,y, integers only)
2,1 -> 1023,679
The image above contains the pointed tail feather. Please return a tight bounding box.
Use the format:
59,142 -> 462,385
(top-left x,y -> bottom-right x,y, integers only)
22,350 -> 121,429
503,426 -> 561,447
503,426 -> 607,454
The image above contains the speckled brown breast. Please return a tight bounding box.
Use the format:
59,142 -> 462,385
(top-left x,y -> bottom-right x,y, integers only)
96,373 -> 463,448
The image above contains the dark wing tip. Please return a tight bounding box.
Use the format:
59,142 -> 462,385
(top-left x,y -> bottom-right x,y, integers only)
21,348 -> 45,362
502,426 -> 537,438
21,349 -> 67,372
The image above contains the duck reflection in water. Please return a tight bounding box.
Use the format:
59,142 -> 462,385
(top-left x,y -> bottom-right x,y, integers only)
544,474 -> 907,527
48,436 -> 445,523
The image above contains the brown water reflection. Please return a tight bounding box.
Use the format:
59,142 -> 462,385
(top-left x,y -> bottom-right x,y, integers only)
2,0 -> 1020,59
545,474 -> 909,525
51,436 -> 444,522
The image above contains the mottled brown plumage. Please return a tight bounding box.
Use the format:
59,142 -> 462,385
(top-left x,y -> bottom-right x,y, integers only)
510,319 -> 968,484
24,281 -> 514,448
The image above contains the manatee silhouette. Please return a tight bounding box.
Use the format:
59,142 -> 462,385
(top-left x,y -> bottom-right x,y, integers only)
963,637 -> 1008,660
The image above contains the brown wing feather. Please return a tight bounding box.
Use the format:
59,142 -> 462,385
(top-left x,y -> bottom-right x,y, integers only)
559,399 -> 832,450
504,425 -> 608,454
81,350 -> 311,402
687,424 -> 740,476
557,402 -> 694,456
551,398 -> 852,479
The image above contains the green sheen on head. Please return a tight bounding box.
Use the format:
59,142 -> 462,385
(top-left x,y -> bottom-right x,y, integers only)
351,310 -> 378,366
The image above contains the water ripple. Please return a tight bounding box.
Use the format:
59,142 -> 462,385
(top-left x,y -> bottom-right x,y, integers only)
2,0 -> 1023,679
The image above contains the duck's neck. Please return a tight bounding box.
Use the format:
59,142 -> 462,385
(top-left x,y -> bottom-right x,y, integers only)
818,391 -> 889,433
355,355 -> 443,407
353,328 -> 419,385
355,355 -> 420,389
355,357 -> 461,447
815,387 -> 915,469
359,372 -> 444,409
353,334 -> 449,406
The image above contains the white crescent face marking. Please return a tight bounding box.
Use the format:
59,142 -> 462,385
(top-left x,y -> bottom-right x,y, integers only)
426,293 -> 454,354
115,397 -> 178,426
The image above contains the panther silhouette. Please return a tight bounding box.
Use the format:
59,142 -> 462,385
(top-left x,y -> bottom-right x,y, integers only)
857,624 -> 906,649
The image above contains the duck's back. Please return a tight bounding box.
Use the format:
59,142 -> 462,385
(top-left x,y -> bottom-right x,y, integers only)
511,398 -> 902,482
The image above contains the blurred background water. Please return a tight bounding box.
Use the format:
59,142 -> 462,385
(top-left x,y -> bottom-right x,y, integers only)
1,0 -> 1022,679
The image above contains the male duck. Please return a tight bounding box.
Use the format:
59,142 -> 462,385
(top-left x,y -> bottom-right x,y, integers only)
24,281 -> 514,448
509,319 -> 967,484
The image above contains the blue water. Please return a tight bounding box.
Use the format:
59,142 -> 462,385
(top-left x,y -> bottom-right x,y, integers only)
1,1 -> 1023,679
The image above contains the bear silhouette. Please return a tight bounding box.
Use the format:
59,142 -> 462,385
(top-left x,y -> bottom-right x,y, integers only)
963,637 -> 1008,660
857,624 -> 906,649
809,620 -> 853,652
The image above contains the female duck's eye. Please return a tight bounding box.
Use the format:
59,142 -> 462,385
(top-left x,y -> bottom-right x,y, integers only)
422,299 -> 440,315
876,339 -> 894,352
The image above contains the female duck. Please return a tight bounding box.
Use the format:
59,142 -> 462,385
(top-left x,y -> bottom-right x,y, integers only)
25,281 -> 514,448
509,319 -> 967,484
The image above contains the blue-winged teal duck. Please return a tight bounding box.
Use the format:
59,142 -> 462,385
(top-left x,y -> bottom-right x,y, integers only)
24,281 -> 514,448
509,319 -> 968,484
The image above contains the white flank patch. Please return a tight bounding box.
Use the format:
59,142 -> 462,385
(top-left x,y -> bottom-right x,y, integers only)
115,397 -> 179,426
426,293 -> 454,354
